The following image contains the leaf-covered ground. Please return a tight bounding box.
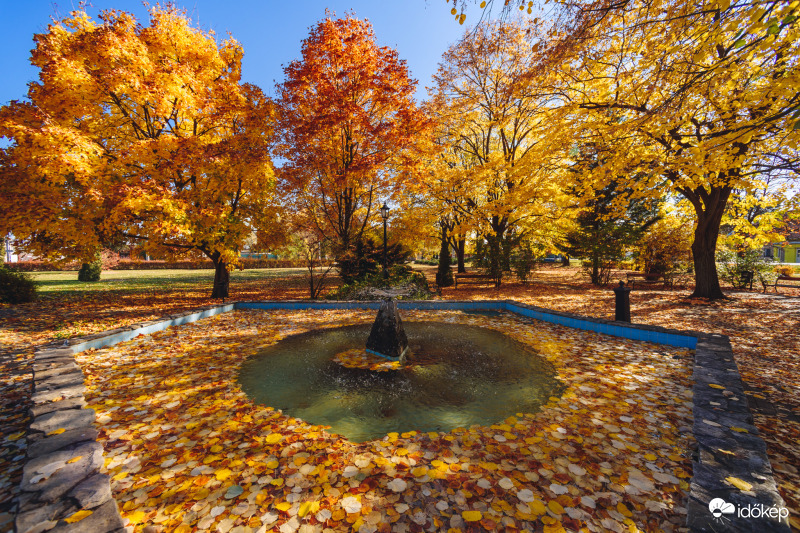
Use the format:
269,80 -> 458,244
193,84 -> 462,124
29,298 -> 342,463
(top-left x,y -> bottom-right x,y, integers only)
77,309 -> 694,532
0,266 -> 798,531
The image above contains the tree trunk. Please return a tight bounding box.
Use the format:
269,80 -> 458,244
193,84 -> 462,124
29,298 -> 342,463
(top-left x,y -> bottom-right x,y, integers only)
591,253 -> 601,285
211,257 -> 230,299
307,253 -> 317,299
437,225 -> 454,287
690,214 -> 727,299
683,185 -> 731,299
456,238 -> 466,273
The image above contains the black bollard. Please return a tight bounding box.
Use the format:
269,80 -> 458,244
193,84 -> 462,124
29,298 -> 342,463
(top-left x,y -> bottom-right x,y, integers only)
613,280 -> 631,322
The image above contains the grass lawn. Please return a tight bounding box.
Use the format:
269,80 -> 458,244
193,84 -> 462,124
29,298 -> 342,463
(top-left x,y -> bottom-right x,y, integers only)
29,268 -> 312,295
1,266 -> 798,531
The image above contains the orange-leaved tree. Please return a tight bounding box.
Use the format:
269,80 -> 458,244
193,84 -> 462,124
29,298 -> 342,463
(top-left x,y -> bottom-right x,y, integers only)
0,6 -> 276,297
274,14 -> 425,282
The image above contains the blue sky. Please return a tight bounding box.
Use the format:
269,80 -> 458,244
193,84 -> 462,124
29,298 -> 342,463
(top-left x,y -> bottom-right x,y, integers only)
0,0 -> 469,106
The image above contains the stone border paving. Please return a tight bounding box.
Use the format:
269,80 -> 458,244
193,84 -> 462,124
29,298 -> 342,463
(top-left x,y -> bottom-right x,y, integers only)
15,301 -> 791,533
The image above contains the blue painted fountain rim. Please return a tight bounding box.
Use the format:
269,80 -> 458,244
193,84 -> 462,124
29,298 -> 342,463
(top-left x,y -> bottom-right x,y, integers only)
365,347 -> 408,361
235,300 -> 697,349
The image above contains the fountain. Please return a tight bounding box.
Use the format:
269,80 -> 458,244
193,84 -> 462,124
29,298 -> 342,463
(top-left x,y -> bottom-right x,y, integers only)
365,298 -> 409,363
238,302 -> 563,442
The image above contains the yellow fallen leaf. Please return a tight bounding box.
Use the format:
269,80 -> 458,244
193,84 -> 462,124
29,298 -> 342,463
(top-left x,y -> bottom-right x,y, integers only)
731,427 -> 749,433
125,510 -> 146,524
543,524 -> 566,533
617,502 -> 632,517
462,510 -> 482,522
192,488 -> 210,500
708,384 -> 725,389
725,477 -> 753,492
64,510 -> 92,524
66,456 -> 82,464
47,428 -> 66,436
298,501 -> 317,517
215,468 -> 233,481
644,453 -> 657,461
265,433 -> 283,445
275,502 -> 291,512
548,501 -> 564,515
266,460 -> 280,469
112,471 -> 128,481
529,500 -> 547,516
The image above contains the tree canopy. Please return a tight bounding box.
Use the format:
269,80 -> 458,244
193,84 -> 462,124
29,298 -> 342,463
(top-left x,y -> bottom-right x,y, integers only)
0,6 -> 276,297
2,1 -> 797,300
537,0 -> 800,298
426,19 -> 569,284
274,14 -> 424,280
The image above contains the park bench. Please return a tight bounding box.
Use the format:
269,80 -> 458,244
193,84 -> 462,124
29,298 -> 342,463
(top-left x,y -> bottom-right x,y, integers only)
454,273 -> 496,288
774,274 -> 800,293
626,272 -> 672,290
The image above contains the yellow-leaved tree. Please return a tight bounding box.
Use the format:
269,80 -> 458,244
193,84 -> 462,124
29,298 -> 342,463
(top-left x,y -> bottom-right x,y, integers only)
428,19 -> 569,285
0,6 -> 276,297
546,0 -> 800,298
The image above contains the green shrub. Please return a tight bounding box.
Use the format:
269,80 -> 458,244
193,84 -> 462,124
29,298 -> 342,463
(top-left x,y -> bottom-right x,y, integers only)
0,265 -> 38,304
511,245 -> 538,284
326,265 -> 431,300
717,247 -> 774,289
78,259 -> 102,282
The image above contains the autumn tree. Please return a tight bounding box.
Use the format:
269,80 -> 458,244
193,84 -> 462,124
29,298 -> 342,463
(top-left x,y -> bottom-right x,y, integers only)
721,175 -> 799,252
0,6 -> 275,298
275,14 -> 423,282
634,211 -> 694,279
560,179 -> 660,286
429,19 -> 567,285
544,0 -> 800,299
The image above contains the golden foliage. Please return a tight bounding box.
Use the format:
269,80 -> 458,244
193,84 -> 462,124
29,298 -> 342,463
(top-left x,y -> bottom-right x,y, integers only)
0,6 -> 277,273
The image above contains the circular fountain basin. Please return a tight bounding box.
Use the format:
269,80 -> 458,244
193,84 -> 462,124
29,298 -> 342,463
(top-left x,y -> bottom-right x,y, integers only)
238,321 -> 564,442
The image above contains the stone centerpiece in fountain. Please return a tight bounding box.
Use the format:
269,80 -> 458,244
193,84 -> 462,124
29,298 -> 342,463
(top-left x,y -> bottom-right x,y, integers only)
365,297 -> 409,364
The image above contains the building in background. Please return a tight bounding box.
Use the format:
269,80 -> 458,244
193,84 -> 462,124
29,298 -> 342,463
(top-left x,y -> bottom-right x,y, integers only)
765,221 -> 800,263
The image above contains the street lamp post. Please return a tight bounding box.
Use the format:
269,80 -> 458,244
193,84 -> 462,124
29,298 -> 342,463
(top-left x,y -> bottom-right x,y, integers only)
380,203 -> 390,281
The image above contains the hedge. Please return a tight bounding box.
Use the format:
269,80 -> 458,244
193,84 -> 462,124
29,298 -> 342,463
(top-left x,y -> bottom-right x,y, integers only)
5,258 -> 327,272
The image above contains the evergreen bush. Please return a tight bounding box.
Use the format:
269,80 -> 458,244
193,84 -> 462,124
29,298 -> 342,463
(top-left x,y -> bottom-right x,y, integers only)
0,265 -> 38,304
77,259 -> 102,281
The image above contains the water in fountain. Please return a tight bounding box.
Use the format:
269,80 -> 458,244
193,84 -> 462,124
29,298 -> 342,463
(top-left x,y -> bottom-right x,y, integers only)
238,312 -> 564,442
